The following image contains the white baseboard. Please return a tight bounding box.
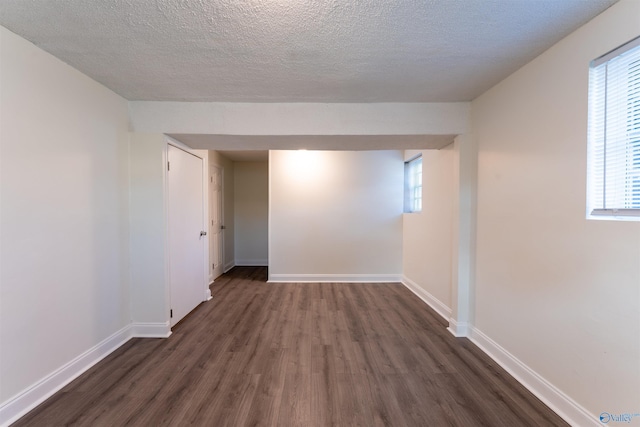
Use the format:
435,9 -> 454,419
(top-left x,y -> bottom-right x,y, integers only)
469,326 -> 600,427
235,259 -> 268,266
398,278 -> 593,426
0,325 -> 133,427
205,288 -> 212,301
447,318 -> 470,337
401,275 -> 452,321
268,274 -> 402,283
223,261 -> 235,273
131,322 -> 172,338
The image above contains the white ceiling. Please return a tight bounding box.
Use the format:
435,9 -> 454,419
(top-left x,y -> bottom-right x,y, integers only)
0,0 -> 618,103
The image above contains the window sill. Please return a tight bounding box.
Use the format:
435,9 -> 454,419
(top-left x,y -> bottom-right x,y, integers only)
588,209 -> 640,221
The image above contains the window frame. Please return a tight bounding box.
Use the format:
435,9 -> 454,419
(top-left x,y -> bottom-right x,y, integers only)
404,155 -> 423,214
587,35 -> 640,220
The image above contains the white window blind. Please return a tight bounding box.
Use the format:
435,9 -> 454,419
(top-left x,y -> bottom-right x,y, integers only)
404,156 -> 422,213
588,36 -> 640,218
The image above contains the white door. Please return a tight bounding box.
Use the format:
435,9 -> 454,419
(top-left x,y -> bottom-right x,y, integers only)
168,145 -> 205,327
210,164 -> 224,281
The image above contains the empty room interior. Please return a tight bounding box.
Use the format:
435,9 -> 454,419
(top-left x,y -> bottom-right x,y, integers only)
1,0 -> 639,426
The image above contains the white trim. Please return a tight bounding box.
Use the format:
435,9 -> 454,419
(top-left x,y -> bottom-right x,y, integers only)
447,318 -> 469,337
450,133 -> 476,340
401,275 -> 451,321
589,208 -> 640,221
268,150 -> 273,282
209,162 -> 225,281
591,208 -> 640,217
592,34 -> 640,66
131,322 -> 172,338
165,135 -> 203,157
268,274 -> 402,283
0,325 -> 132,427
165,137 -> 210,328
235,259 -> 268,266
395,274 -> 596,426
469,326 -> 600,427
223,261 -> 235,273
162,139 -> 172,328
205,288 -> 212,301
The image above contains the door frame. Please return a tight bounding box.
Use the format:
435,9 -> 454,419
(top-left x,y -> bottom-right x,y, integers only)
164,137 -> 211,328
209,162 -> 225,283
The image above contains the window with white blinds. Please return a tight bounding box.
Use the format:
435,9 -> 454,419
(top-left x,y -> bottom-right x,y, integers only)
404,156 -> 422,213
588,36 -> 640,218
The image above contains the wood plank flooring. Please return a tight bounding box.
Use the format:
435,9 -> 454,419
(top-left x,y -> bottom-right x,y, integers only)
13,267 -> 568,426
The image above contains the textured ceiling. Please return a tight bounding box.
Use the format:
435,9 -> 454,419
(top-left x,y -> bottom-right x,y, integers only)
0,0 -> 618,102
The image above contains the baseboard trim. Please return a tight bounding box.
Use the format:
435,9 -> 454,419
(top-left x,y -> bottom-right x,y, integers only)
401,275 -> 451,321
223,261 -> 235,273
268,274 -> 402,283
0,325 -> 133,427
235,259 -> 268,266
396,284 -> 599,426
447,318 -> 470,337
131,322 -> 172,338
469,326 -> 600,427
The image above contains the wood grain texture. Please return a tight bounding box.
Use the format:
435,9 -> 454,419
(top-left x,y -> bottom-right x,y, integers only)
12,267 -> 568,427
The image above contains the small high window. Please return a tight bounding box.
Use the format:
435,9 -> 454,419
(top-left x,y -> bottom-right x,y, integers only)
588,36 -> 640,219
404,156 -> 422,213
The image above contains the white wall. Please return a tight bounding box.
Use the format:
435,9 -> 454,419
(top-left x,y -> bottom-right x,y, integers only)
471,0 -> 640,421
0,24 -> 130,409
209,151 -> 235,272
402,147 -> 454,318
234,162 -> 269,265
129,134 -> 170,329
130,102 -> 470,136
269,150 -> 403,281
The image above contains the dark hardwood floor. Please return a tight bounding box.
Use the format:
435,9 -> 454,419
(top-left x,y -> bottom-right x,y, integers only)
13,267 -> 568,426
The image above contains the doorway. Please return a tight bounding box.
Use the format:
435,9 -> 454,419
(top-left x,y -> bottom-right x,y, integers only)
210,164 -> 224,281
168,144 -> 206,327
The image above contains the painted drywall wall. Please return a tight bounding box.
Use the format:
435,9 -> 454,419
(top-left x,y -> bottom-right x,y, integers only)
0,25 -> 130,404
471,0 -> 640,420
269,150 -> 403,280
449,133 -> 477,336
209,151 -> 235,272
234,162 -> 269,265
130,102 -> 470,136
402,147 -> 454,317
129,133 -> 170,328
